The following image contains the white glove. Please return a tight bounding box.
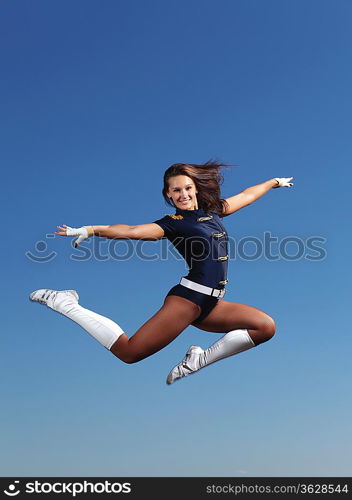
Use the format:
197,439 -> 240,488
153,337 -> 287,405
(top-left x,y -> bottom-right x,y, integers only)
273,177 -> 294,188
65,226 -> 93,248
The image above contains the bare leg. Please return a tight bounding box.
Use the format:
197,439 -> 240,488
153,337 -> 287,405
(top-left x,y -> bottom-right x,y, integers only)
29,289 -> 201,363
193,300 -> 276,344
166,301 -> 276,384
110,296 -> 201,363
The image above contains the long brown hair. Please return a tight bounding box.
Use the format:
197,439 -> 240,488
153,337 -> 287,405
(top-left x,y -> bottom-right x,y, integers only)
162,160 -> 231,216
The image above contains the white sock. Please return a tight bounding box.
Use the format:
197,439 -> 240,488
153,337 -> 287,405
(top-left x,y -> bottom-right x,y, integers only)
198,329 -> 255,369
54,294 -> 124,350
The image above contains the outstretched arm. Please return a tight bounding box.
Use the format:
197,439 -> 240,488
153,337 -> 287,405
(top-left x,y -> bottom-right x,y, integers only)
222,177 -> 293,216
55,223 -> 164,247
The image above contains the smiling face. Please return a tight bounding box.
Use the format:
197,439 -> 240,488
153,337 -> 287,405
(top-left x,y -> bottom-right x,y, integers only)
166,175 -> 199,210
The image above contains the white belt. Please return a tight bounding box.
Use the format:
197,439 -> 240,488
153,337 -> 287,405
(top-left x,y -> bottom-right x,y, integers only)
180,277 -> 226,299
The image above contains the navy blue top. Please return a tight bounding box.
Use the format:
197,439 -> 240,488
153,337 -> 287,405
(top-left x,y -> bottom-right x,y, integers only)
154,207 -> 229,290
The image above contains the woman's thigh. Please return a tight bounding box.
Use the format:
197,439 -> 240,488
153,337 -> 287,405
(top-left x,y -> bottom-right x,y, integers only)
193,299 -> 275,335
112,295 -> 201,362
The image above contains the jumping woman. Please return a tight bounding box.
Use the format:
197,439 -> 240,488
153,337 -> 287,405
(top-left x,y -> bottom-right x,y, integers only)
30,162 -> 293,384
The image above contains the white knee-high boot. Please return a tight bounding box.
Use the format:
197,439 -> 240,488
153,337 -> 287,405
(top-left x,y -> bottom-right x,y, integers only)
30,289 -> 124,349
167,329 -> 255,384
200,329 -> 255,367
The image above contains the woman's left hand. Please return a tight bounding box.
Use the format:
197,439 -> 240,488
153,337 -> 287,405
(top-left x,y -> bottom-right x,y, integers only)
273,177 -> 294,188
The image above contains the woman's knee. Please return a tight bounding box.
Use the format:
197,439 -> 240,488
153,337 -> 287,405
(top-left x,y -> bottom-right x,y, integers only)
257,315 -> 276,341
110,342 -> 143,364
122,355 -> 140,364
113,351 -> 143,364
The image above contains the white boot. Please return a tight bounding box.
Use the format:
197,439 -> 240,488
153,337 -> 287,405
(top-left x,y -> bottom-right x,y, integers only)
166,329 -> 255,384
29,289 -> 124,349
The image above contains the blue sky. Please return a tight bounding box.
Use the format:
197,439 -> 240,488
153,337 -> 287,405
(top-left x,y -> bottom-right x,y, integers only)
1,0 -> 351,476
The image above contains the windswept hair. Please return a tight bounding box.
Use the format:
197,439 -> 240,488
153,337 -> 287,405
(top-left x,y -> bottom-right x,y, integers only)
162,160 -> 232,216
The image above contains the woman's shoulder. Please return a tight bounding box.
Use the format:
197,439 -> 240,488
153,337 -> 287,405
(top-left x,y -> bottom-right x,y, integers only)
154,213 -> 184,223
164,213 -> 184,220
206,210 -> 224,219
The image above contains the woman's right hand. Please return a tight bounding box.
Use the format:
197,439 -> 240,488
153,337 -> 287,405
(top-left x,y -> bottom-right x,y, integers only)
55,225 -> 92,248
